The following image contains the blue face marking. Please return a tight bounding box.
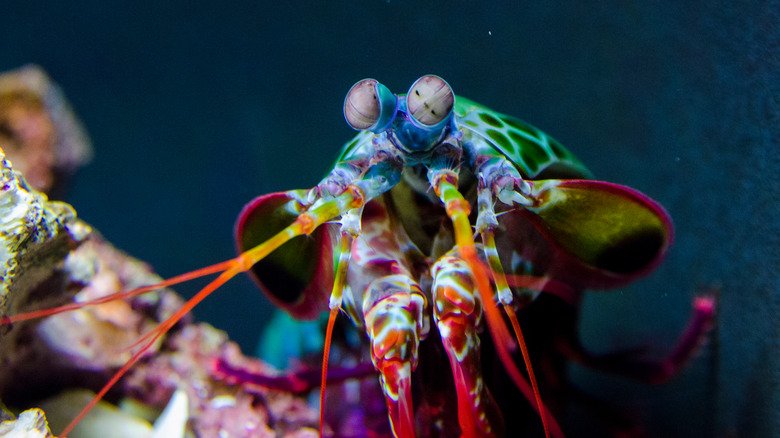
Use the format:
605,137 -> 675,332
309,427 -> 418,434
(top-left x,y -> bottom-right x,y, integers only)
386,96 -> 454,154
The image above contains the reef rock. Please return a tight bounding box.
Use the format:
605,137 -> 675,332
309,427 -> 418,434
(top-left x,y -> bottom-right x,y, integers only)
0,408 -> 54,438
0,65 -> 92,198
0,146 -> 87,333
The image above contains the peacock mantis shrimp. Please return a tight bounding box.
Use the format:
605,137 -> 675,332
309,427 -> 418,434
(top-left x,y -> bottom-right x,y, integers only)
1,75 -> 714,437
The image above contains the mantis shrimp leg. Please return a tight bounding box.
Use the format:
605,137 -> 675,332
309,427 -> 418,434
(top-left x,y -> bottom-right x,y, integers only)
428,167 -> 558,438
339,198 -> 429,438
431,253 -> 504,437
363,275 -> 427,438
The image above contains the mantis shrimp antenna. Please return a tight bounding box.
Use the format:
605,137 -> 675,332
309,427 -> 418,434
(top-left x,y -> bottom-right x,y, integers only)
59,265 -> 242,437
320,307 -> 340,437
0,261 -> 235,326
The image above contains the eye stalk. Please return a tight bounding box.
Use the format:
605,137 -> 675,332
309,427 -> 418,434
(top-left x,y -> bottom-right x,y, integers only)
343,79 -> 398,132
406,75 -> 454,128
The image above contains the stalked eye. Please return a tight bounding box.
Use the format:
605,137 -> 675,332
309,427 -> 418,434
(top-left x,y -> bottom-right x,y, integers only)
406,75 -> 454,127
343,79 -> 397,132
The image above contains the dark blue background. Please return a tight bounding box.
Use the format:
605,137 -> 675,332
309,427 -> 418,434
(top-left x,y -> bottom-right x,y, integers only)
2,1 -> 777,437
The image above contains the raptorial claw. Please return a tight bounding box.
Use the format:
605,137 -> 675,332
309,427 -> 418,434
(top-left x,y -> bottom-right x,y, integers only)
432,254 -> 504,438
363,279 -> 428,438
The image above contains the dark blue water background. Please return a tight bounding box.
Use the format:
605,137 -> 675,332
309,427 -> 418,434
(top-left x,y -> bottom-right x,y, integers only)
2,1 -> 777,437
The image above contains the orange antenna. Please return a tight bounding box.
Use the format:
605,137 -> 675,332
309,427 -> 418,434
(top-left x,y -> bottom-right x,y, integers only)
0,260 -> 235,326
60,262 -> 242,436
319,307 -> 339,437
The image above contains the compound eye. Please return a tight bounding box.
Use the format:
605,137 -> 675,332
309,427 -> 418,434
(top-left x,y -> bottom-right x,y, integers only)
406,75 -> 454,127
343,79 -> 397,132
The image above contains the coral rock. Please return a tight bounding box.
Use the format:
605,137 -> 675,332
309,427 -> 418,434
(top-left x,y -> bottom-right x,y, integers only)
0,65 -> 92,197
0,408 -> 54,438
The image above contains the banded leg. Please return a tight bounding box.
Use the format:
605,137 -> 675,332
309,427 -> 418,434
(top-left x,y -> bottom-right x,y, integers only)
477,185 -> 552,438
320,207 -> 362,436
363,275 -> 428,438
432,253 -> 504,438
